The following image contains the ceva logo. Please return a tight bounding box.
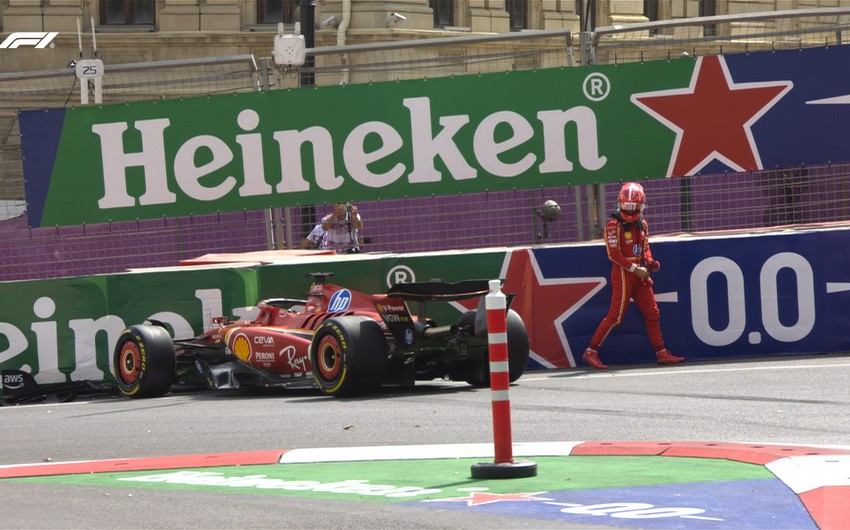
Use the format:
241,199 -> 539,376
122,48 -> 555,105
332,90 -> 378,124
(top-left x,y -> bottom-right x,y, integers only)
0,32 -> 59,49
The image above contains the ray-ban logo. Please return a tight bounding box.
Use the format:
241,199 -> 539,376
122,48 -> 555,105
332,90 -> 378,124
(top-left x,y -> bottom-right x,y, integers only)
0,32 -> 59,49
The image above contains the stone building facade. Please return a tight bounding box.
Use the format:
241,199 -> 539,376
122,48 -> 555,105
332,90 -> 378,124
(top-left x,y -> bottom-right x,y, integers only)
0,0 -> 842,72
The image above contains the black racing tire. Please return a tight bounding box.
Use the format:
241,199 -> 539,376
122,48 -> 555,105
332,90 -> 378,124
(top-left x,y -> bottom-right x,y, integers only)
457,310 -> 486,338
462,309 -> 530,387
112,324 -> 176,399
505,309 -> 531,382
310,316 -> 388,397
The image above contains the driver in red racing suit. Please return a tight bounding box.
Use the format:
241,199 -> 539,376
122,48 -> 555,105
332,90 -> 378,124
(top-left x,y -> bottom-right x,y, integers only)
582,182 -> 684,369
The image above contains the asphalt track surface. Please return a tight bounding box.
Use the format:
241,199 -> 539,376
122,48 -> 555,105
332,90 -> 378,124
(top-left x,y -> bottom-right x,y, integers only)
1,354 -> 849,529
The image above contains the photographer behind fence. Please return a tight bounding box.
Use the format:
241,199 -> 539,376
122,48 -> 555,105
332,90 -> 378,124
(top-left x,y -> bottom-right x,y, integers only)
319,202 -> 364,253
299,223 -> 325,249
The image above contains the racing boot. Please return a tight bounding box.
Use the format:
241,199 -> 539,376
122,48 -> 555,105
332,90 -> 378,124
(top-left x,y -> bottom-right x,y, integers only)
582,348 -> 608,370
656,349 -> 684,365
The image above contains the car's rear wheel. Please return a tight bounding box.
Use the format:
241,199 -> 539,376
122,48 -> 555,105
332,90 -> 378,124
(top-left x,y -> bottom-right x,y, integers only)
310,316 -> 388,397
112,324 -> 176,399
462,309 -> 530,387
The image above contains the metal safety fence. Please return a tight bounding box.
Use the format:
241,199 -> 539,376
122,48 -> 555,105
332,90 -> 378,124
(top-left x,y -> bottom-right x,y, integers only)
2,8 -> 850,282
588,7 -> 850,65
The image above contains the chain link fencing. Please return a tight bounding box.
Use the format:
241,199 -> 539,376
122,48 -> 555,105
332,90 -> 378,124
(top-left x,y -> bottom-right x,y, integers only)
2,9 -> 849,281
588,7 -> 850,65
0,56 -> 270,281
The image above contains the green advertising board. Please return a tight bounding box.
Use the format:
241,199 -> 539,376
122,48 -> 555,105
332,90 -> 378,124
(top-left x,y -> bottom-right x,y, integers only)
20,59 -> 691,227
0,250 -> 511,390
0,276 -> 111,385
0,265 -> 260,388
22,45 -> 850,228
105,265 -> 260,335
254,249 -> 509,326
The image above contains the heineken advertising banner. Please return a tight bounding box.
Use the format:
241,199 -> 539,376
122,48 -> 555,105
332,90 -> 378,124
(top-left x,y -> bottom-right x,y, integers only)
2,228 -> 849,391
0,267 -> 260,386
19,45 -> 850,228
0,276 -> 111,386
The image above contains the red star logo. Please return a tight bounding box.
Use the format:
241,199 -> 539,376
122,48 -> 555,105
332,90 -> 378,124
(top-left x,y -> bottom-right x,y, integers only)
453,249 -> 605,368
632,55 -> 792,176
428,491 -> 552,506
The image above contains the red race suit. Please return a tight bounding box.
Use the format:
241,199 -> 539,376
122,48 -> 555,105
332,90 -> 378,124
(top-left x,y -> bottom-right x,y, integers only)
587,214 -> 667,354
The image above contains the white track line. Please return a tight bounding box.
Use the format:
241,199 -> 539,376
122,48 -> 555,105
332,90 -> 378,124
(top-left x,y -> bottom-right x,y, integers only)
522,361 -> 850,381
279,441 -> 582,463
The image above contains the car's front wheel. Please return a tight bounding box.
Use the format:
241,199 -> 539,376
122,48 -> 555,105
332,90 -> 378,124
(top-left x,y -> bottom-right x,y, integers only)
310,316 -> 388,397
112,324 -> 176,399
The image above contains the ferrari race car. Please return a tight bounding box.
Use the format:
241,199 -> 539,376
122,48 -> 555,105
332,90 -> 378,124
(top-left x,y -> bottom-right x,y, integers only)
113,273 -> 530,398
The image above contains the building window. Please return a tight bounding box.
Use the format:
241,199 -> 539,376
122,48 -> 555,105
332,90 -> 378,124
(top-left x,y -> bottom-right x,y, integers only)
431,0 -> 454,28
258,0 -> 297,25
506,0 -> 527,31
644,0 -> 658,21
576,0 -> 595,32
100,0 -> 155,25
700,0 -> 717,37
644,0 -> 658,35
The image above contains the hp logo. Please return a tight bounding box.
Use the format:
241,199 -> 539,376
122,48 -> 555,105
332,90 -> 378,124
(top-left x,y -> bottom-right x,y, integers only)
327,289 -> 352,312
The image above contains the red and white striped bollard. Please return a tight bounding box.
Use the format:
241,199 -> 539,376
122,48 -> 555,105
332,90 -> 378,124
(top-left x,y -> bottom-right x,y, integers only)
470,279 -> 537,479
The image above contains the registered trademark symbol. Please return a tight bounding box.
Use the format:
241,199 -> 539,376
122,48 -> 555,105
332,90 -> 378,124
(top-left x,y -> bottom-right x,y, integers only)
49,42 -> 55,49
386,265 -> 416,288
583,72 -> 611,102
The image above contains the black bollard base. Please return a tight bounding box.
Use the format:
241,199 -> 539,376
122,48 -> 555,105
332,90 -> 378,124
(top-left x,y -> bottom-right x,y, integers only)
470,460 -> 538,479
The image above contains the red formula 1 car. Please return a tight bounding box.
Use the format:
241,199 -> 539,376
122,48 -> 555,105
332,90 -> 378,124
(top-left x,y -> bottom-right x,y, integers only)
112,273 -> 530,398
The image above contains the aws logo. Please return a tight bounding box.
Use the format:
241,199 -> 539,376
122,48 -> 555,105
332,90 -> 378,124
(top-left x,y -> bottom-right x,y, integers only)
2,372 -> 25,390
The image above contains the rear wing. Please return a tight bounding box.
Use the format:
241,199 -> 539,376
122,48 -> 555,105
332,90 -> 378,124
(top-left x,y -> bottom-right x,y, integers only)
386,279 -> 513,311
381,280 -> 512,342
386,279 -> 494,303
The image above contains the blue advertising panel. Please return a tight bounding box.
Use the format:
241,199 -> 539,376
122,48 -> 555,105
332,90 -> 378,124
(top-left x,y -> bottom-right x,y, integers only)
534,229 -> 850,365
2,227 -> 849,390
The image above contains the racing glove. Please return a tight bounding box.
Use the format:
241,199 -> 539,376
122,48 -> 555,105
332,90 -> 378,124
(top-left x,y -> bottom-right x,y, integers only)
647,260 -> 661,272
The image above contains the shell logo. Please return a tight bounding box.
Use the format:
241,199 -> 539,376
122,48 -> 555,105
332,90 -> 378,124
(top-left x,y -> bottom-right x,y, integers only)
232,333 -> 252,362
